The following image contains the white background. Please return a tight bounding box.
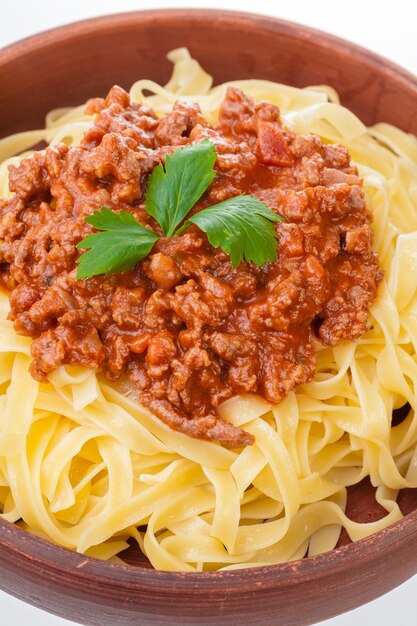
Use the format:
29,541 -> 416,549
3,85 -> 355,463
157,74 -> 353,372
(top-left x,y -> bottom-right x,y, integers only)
1,1 -> 417,625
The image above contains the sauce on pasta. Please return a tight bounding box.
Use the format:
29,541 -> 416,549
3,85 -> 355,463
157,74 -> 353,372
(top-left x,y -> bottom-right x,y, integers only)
0,83 -> 382,446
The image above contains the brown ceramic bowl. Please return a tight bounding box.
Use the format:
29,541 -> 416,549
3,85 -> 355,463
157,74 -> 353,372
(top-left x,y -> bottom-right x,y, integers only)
1,9 -> 417,626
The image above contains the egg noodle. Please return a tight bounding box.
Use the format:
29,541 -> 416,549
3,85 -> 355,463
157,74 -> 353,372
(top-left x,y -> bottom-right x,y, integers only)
0,48 -> 416,571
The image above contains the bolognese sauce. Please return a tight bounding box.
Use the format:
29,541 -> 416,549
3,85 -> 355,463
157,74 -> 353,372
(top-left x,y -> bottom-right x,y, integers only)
0,86 -> 383,446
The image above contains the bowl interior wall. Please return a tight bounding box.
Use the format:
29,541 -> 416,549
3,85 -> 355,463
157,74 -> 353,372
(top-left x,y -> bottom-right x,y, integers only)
1,10 -> 417,139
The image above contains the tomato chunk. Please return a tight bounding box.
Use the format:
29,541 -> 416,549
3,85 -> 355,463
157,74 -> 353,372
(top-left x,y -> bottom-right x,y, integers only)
256,122 -> 294,167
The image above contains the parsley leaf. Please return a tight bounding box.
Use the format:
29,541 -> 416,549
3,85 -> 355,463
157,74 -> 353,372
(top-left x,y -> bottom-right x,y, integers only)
76,207 -> 159,279
76,140 -> 283,279
145,139 -> 217,236
177,195 -> 282,268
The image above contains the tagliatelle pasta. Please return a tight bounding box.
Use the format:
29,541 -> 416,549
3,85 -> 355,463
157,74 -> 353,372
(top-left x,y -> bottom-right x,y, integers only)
0,48 -> 416,571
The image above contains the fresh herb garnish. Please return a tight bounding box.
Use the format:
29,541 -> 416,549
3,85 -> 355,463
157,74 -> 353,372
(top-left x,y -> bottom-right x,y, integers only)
145,139 -> 217,237
176,195 -> 281,268
76,140 -> 282,279
76,207 -> 159,279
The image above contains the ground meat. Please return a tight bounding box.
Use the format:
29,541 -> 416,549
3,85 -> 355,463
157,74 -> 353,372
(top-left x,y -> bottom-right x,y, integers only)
83,85 -> 159,149
154,101 -> 207,146
0,85 -> 383,447
143,253 -> 183,290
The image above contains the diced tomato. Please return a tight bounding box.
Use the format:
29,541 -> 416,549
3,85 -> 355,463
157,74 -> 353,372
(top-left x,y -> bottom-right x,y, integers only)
256,122 -> 294,167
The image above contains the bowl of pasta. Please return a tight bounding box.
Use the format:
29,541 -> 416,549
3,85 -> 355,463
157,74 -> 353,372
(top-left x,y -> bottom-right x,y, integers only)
0,8 -> 417,626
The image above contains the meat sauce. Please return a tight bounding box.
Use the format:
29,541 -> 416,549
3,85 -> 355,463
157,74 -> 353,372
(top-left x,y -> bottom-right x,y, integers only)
0,86 -> 383,446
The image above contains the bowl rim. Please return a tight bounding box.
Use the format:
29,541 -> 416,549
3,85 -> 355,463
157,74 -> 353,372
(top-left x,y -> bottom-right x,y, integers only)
2,504 -> 417,588
0,6 -> 417,590
0,7 -> 416,90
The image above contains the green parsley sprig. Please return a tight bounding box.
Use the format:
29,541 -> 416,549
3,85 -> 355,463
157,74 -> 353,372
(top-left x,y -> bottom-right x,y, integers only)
76,208 -> 159,280
76,140 -> 282,279
145,140 -> 217,237
176,195 -> 281,268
